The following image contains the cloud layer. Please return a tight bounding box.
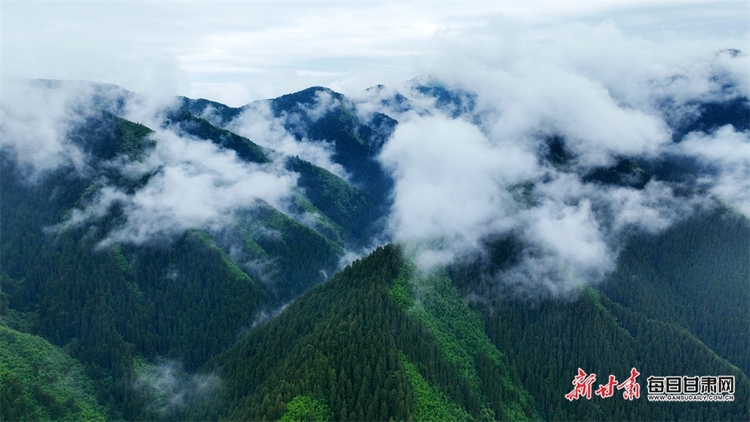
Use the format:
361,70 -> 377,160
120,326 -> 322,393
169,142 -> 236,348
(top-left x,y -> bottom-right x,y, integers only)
379,117 -> 534,267
2,16 -> 747,297
227,94 -> 349,180
1,80 -> 299,248
4,2 -> 745,106
98,131 -> 297,246
0,81 -> 92,179
376,19 -> 748,294
677,126 -> 750,216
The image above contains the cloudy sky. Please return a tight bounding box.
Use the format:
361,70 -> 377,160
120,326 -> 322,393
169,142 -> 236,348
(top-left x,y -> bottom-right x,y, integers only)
2,1 -> 747,106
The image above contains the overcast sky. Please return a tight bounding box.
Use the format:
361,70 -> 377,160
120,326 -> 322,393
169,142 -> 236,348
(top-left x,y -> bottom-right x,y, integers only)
2,1 -> 748,106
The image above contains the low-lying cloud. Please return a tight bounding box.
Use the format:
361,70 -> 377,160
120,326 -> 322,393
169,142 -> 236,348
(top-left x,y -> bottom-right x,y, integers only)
134,360 -> 219,415
380,114 -> 699,293
676,126 -> 750,216
379,117 -> 534,267
377,19 -> 747,295
3,17 -> 747,298
99,131 -> 296,246
0,80 -> 93,179
228,93 -> 350,180
0,81 -> 299,247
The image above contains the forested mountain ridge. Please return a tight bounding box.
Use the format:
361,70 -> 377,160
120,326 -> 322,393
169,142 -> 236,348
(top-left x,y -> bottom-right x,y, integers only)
0,80 -> 394,419
450,207 -> 749,420
0,323 -> 105,421
200,244 -> 538,421
1,78 -> 748,420
195,207 -> 749,421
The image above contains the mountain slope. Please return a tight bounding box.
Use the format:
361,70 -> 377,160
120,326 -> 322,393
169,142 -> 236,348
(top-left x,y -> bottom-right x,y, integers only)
166,107 -> 270,164
0,84 -> 398,419
0,323 -> 105,421
199,207 -> 749,421
286,156 -> 383,245
449,207 -> 750,420
200,244 -> 538,421
268,86 -> 395,201
1,80 -> 748,421
600,207 -> 750,376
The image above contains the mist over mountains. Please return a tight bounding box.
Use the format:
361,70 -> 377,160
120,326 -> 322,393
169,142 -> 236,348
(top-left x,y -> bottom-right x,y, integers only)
0,24 -> 748,420
2,38 -> 747,295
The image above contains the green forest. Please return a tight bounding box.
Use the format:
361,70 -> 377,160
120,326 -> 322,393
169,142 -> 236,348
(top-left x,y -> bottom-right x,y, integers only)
1,83 -> 748,421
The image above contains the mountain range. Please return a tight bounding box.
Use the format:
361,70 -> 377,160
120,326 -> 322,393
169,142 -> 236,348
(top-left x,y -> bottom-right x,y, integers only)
0,67 -> 748,421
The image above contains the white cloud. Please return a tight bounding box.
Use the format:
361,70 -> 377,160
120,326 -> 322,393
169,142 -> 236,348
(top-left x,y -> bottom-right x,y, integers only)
606,181 -> 698,233
0,80 -> 103,179
4,80 -> 299,246
135,360 -> 219,415
678,126 -> 750,216
379,116 -> 536,268
3,6 -> 747,297
4,2 -> 744,105
420,18 -> 747,169
524,199 -> 613,278
99,130 -> 298,246
375,16 -> 745,293
228,100 -> 350,180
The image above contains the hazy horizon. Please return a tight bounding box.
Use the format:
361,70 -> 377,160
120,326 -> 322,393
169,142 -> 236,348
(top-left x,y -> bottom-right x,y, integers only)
2,1 -> 747,106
